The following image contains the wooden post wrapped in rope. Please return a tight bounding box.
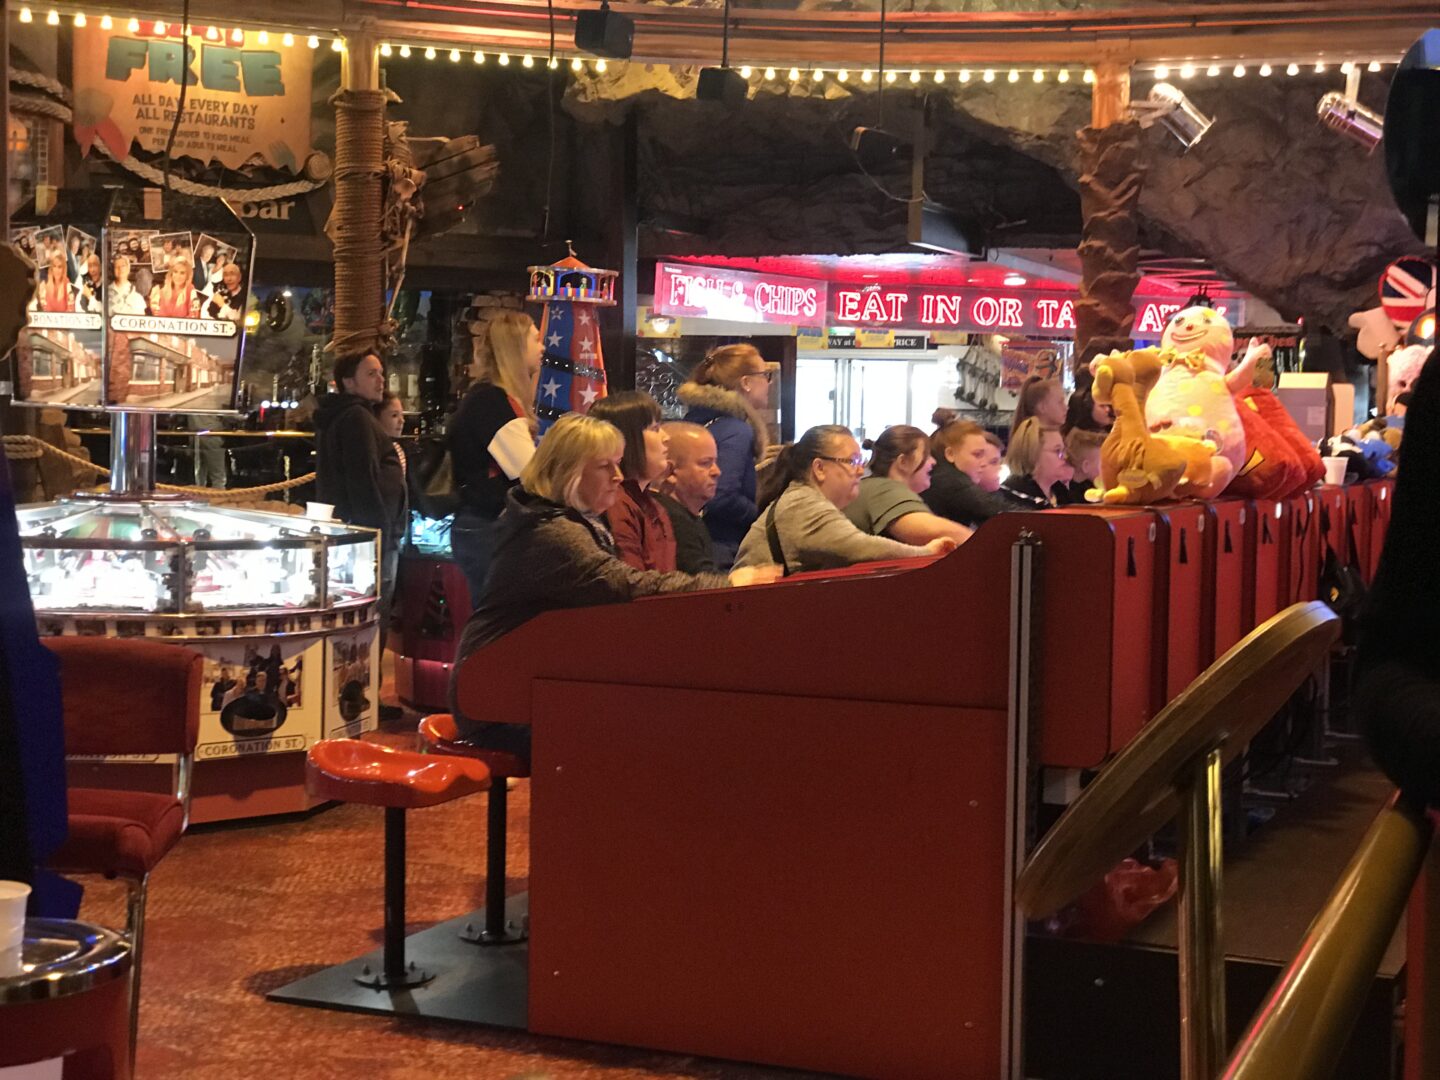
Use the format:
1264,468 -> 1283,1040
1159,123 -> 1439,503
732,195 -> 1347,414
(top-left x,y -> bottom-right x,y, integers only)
328,32 -> 386,361
1075,63 -> 1143,381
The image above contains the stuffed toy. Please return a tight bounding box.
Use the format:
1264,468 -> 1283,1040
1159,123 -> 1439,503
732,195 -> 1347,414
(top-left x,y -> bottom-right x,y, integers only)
1388,344 -> 1433,412
1225,340 -> 1326,499
1144,306 -> 1246,498
1088,348 -> 1197,504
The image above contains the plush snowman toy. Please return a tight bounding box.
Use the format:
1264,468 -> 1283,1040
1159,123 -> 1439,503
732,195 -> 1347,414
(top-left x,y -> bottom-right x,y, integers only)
1144,305 -> 1253,498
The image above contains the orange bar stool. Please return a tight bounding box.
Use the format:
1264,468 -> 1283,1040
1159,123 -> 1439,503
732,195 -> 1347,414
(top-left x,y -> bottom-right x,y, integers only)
417,714 -> 529,945
306,739 -> 490,988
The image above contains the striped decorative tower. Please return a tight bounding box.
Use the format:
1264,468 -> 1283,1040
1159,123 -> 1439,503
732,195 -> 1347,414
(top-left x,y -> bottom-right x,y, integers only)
527,246 -> 618,432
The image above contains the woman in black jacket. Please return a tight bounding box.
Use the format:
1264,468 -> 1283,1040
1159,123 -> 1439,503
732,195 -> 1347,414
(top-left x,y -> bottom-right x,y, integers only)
1002,417 -> 1076,507
450,413 -> 778,757
448,312 -> 543,607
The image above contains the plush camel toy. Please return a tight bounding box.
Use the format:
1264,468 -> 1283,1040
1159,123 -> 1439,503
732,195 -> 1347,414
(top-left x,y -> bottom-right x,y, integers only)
1088,348 -> 1196,504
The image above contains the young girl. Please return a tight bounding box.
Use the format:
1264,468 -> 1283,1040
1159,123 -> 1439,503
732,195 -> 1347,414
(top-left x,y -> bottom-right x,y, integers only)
588,391 -> 677,571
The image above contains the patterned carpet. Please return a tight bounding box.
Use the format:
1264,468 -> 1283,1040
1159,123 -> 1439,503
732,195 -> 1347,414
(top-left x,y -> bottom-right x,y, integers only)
74,707 -> 828,1080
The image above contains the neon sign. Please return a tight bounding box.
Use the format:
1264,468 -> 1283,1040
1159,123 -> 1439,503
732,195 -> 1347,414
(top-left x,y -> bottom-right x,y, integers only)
653,262 -> 827,328
828,285 -> 1235,336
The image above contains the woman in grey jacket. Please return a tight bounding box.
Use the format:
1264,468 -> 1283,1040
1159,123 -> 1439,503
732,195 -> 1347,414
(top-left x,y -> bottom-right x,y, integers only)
735,425 -> 956,575
451,413 -> 779,756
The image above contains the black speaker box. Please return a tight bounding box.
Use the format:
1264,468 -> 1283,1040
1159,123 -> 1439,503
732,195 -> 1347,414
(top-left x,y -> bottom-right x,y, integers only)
574,3 -> 634,59
697,67 -> 748,106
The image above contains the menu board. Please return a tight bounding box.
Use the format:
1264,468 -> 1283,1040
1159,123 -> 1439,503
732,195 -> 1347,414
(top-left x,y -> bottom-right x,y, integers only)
8,192 -> 111,410
102,189 -> 256,413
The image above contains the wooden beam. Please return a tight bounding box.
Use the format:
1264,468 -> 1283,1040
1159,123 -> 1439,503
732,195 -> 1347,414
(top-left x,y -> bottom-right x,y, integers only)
1091,63 -> 1131,129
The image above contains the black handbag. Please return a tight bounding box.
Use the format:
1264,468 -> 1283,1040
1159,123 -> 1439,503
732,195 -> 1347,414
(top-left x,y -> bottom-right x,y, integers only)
1318,503 -> 1369,638
413,437 -> 461,520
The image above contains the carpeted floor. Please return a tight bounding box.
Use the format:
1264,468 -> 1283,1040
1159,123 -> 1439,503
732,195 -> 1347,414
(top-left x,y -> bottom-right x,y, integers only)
74,709 -> 828,1080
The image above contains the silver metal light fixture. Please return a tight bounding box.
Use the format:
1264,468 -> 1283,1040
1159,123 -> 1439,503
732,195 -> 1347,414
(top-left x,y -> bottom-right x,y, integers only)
1317,91 -> 1384,151
1139,82 -> 1215,149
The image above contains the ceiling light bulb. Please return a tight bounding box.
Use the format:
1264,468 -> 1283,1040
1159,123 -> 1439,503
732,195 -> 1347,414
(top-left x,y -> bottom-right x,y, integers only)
1082,69 -> 1094,84
1056,69 -> 1068,83
1180,63 -> 1195,79
572,57 -> 583,71
909,69 -> 921,83
522,53 -> 535,67
153,19 -> 166,33
475,50 -> 485,63
1233,64 -> 1245,77
983,69 -> 995,83
789,67 -> 800,81
230,27 -> 244,44
498,52 -> 510,65
1314,62 -> 1326,73
424,46 -> 435,59
18,7 -> 32,22
100,12 -> 110,27
764,67 -> 776,80
960,69 -> 971,83
46,10 -> 58,25
450,48 -> 461,62
1206,64 -> 1219,76
739,65 -> 752,78
398,43 -> 410,56
381,42 -> 392,56
1008,68 -> 1019,82
1259,63 -> 1272,76
837,69 -> 848,82
1033,69 -> 1044,82
1341,61 -> 1353,74
593,57 -> 605,71
257,29 -> 268,44
1286,63 -> 1298,76
331,37 -> 343,51
282,32 -> 294,46
308,35 -> 320,49
813,68 -> 824,81
1155,65 -> 1170,79
72,11 -> 85,26
861,69 -> 873,83
886,70 -> 897,83
548,57 -> 558,68
127,16 -> 139,31
934,69 -> 945,83
205,25 -> 220,40
1368,60 -> 1381,72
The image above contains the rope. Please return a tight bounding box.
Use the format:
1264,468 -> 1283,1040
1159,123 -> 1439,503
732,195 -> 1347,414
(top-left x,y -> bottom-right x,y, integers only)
92,134 -> 327,202
11,93 -> 71,124
4,435 -> 315,500
10,67 -> 70,103
328,88 -> 388,359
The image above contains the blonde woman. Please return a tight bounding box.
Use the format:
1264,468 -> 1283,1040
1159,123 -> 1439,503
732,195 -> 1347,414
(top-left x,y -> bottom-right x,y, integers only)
149,251 -> 199,318
449,412 -> 777,756
1002,417 -> 1074,507
448,311 -> 545,605
38,251 -> 74,312
678,343 -> 776,568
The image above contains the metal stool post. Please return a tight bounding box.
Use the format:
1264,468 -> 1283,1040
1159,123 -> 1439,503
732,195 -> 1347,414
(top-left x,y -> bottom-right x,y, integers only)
356,806 -> 434,989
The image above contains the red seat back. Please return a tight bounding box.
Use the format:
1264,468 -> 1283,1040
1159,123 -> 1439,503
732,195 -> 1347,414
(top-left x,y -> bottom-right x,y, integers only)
46,637 -> 202,757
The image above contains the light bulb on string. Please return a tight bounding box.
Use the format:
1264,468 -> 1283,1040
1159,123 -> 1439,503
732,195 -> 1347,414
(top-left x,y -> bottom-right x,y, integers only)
1368,60 -> 1381,72
1083,69 -> 1094,83
1259,63 -> 1272,76
1341,61 -> 1353,74
331,37 -> 343,52
397,43 -> 409,56
837,69 -> 848,82
548,57 -> 558,68
764,67 -> 776,80
46,10 -> 58,26
72,12 -> 85,27
127,16 -> 139,31
424,46 -> 435,59
153,20 -> 166,33
861,69 -> 873,83
1180,63 -> 1195,78
450,48 -> 461,62
1232,64 -> 1245,77
739,65 -> 752,78
909,69 -> 921,83
593,57 -> 605,71
788,67 -> 799,81
231,28 -> 244,44
499,52 -> 511,65
934,69 -> 945,83
1056,69 -> 1068,83
100,12 -> 110,27
1155,65 -> 1170,79
1207,64 -> 1220,76
308,35 -> 320,49
960,69 -> 971,83
572,57 -> 584,71
812,68 -> 824,81
1033,68 -> 1044,82
205,25 -> 220,40
18,7 -> 32,23
283,32 -> 295,46
257,29 -> 268,44
522,54 -> 535,67
1007,68 -> 1019,82
885,70 -> 896,83
474,50 -> 485,63
380,42 -> 392,56
983,69 -> 995,83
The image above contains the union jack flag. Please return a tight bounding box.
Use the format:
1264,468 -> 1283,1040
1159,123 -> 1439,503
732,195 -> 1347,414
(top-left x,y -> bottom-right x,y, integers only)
534,300 -> 608,433
1380,257 -> 1437,330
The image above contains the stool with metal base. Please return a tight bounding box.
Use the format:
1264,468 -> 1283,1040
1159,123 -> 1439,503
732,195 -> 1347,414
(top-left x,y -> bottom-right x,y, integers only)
306,739 -> 491,989
1018,601 -> 1342,1080
418,713 -> 529,945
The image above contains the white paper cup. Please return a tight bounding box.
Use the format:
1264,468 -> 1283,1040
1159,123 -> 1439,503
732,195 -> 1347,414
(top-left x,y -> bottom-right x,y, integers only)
1322,456 -> 1348,487
0,880 -> 31,957
305,502 -> 336,521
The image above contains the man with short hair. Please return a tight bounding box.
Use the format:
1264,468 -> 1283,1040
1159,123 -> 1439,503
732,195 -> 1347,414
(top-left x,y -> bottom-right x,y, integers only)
655,421 -> 722,574
315,353 -> 406,717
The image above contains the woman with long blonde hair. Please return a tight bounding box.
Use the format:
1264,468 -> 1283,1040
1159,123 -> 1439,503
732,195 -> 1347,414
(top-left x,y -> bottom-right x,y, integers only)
149,251 -> 199,318
448,310 -> 545,605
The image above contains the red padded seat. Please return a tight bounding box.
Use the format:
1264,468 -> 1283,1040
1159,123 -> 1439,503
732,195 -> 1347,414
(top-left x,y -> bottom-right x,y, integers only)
417,713 -> 530,779
51,789 -> 186,880
307,740 -> 490,808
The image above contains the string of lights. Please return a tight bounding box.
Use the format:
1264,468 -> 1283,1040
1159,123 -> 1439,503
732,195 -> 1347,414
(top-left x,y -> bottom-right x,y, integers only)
9,8 -> 1406,81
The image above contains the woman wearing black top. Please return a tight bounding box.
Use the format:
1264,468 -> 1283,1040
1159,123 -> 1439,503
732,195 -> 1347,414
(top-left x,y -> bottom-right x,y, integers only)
1002,417 -> 1076,507
449,311 -> 543,606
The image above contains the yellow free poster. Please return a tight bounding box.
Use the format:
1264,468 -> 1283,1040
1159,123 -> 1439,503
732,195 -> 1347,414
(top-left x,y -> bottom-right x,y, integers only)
71,26 -> 314,172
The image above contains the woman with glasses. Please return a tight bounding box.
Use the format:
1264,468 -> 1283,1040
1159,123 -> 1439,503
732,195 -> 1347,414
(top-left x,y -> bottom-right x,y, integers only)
735,425 -> 956,575
678,344 -> 777,569
587,390 -> 677,571
846,425 -> 973,546
1002,417 -> 1076,507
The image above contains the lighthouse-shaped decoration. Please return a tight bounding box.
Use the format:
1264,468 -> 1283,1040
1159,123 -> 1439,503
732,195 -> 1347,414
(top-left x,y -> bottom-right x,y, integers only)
528,244 -> 618,432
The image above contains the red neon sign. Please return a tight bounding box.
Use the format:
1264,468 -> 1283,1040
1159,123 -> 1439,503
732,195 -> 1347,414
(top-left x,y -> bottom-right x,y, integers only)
653,262 -> 828,328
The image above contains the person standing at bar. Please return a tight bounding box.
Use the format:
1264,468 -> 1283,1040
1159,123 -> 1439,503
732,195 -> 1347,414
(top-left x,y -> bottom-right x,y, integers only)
448,311 -> 543,607
678,344 -> 776,569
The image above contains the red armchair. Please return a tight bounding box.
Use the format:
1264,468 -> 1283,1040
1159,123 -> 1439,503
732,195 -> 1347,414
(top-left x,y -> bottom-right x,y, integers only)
44,636 -> 202,1071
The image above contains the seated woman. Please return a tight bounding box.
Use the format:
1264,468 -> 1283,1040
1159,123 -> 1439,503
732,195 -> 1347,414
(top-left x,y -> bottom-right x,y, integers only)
923,420 -> 1026,528
845,425 -> 972,546
1002,418 -> 1075,507
450,413 -> 777,756
587,390 -> 676,571
1063,427 -> 1106,504
735,424 -> 955,574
